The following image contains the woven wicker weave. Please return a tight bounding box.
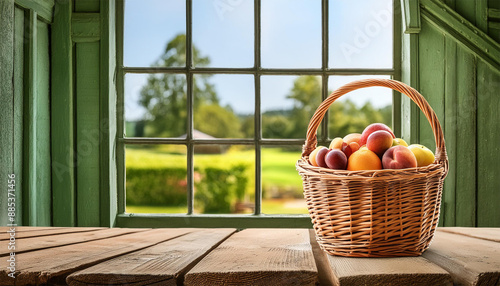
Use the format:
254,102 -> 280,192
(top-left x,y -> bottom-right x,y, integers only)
296,79 -> 449,258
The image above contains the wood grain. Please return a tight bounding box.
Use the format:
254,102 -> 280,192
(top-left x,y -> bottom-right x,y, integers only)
0,228 -> 146,256
0,227 -> 102,240
184,229 -> 318,286
326,255 -> 452,286
423,230 -> 500,285
0,228 -> 193,285
438,227 -> 500,243
66,228 -> 236,286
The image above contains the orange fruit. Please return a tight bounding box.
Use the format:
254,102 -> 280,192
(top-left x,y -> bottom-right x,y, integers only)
347,149 -> 382,171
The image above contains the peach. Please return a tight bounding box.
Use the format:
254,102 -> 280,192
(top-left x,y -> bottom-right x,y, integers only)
309,146 -> 327,166
382,145 -> 417,169
347,149 -> 382,171
343,133 -> 362,145
316,147 -> 330,168
359,123 -> 395,146
329,137 -> 344,149
325,149 -> 348,170
366,130 -> 394,157
341,142 -> 360,159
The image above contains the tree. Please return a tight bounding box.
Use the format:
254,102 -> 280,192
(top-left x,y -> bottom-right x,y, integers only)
138,34 -> 220,137
286,76 -> 322,138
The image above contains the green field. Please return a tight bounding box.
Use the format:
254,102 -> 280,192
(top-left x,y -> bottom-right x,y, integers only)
126,146 -> 306,214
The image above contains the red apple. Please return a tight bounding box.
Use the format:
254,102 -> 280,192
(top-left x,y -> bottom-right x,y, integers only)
366,130 -> 394,157
359,123 -> 395,146
325,149 -> 348,170
382,145 -> 418,169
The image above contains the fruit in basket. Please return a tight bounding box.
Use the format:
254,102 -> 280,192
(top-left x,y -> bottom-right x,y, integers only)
382,145 -> 417,169
325,149 -> 348,170
342,142 -> 360,159
359,123 -> 395,146
408,144 -> 435,167
347,149 -> 382,171
392,138 -> 408,147
309,146 -> 327,166
315,147 -> 330,168
366,130 -> 394,156
343,133 -> 362,145
329,137 -> 344,149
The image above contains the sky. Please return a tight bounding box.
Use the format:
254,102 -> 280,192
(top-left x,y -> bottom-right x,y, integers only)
123,0 -> 393,121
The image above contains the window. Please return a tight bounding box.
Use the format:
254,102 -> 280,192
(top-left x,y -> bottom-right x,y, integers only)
116,0 -> 399,227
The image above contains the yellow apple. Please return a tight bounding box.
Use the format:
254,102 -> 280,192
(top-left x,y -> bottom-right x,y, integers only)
392,138 -> 408,147
408,144 -> 435,167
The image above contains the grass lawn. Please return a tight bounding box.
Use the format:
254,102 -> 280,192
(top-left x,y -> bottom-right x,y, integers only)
127,199 -> 309,214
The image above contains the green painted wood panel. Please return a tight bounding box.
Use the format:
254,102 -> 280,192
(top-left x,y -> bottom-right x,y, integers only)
74,0 -> 100,12
476,61 -> 500,227
51,0 -> 75,226
418,20 -> 445,153
0,0 -> 14,226
14,0 -> 53,22
76,42 -> 101,226
453,0 -> 476,26
99,0 -> 118,227
35,18 -> 52,226
454,46 -> 477,227
442,37 -> 457,226
13,6 -> 25,225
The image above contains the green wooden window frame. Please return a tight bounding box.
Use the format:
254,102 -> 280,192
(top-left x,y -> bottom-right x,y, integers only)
115,0 -> 402,228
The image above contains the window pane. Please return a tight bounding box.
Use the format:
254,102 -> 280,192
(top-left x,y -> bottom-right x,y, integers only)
125,73 -> 187,138
193,74 -> 254,139
193,145 -> 255,214
125,144 -> 187,214
124,0 -> 186,67
327,75 -> 392,138
329,0 -> 393,68
261,0 -> 322,68
192,0 -> 254,67
261,75 -> 322,139
262,146 -> 307,214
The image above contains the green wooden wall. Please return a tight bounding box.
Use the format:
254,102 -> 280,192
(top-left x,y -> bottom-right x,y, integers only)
401,0 -> 500,227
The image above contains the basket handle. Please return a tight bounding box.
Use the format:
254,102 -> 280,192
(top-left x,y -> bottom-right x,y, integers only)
302,79 -> 448,168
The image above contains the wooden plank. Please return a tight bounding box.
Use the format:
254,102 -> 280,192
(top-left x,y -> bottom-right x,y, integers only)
418,19 -> 445,153
438,227 -> 500,243
99,0 -> 118,227
475,0 -> 488,33
455,45 -> 477,227
476,61 -> 500,227
420,0 -> 500,72
400,32 -> 420,145
0,228 -> 193,285
22,9 -> 37,226
0,0 -> 14,227
72,13 -> 100,43
76,42 -> 101,226
66,228 -> 236,285
74,0 -> 99,12
442,37 -> 457,226
51,0 -> 75,227
0,228 -> 146,256
0,226 -> 66,232
13,6 -> 24,227
14,0 -> 53,22
184,229 -> 318,286
0,227 -> 103,240
35,18 -> 52,226
325,254 -> 452,286
401,0 -> 421,33
423,230 -> 500,285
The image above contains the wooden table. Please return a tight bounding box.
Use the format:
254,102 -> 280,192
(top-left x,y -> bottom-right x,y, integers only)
0,227 -> 498,285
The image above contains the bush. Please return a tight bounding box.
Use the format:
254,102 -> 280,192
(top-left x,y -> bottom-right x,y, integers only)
126,163 -> 250,213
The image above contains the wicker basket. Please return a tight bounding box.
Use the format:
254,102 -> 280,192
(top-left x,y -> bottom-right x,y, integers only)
296,79 -> 449,258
